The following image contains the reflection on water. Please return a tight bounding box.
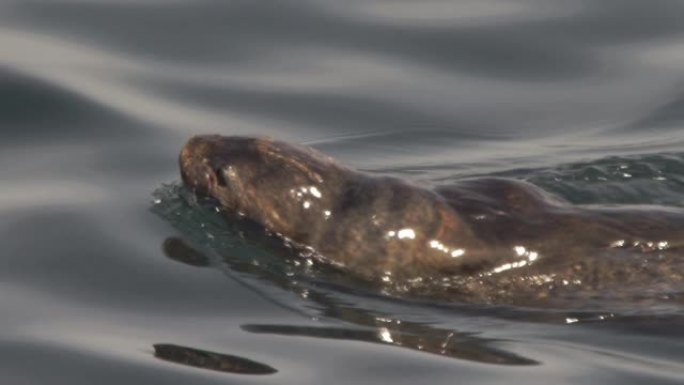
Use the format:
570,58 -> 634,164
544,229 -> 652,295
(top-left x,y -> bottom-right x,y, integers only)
163,235 -> 536,366
242,323 -> 536,366
162,237 -> 211,267
153,343 -> 277,375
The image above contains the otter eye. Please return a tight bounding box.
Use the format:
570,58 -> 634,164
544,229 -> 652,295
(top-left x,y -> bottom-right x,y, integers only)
214,168 -> 228,187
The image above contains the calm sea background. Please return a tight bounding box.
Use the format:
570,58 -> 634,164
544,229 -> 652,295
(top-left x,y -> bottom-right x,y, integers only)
1,1 -> 684,384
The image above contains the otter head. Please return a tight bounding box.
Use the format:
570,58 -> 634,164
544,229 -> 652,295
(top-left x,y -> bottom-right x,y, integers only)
179,135 -> 254,205
179,135 -> 349,236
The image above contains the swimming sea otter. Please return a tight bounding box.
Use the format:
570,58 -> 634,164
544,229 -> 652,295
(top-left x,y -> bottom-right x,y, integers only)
179,135 -> 684,305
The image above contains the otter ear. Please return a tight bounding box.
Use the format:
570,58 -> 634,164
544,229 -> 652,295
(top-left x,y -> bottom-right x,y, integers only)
214,167 -> 228,187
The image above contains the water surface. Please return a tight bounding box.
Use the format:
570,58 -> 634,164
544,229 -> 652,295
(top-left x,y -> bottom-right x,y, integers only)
1,1 -> 684,384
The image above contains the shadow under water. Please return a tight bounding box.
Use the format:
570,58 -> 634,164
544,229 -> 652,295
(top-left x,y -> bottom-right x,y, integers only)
153,343 -> 277,375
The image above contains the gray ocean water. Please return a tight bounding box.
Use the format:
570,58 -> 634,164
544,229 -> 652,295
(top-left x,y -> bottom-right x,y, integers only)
2,1 -> 684,384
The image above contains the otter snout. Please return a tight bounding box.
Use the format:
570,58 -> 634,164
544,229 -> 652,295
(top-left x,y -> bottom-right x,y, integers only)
179,135 -> 262,197
179,135 -> 220,196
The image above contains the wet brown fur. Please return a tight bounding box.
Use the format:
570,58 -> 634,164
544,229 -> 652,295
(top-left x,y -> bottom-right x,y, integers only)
180,135 -> 684,306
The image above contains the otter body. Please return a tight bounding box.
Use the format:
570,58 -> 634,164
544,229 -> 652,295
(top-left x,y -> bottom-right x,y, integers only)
180,135 -> 684,305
